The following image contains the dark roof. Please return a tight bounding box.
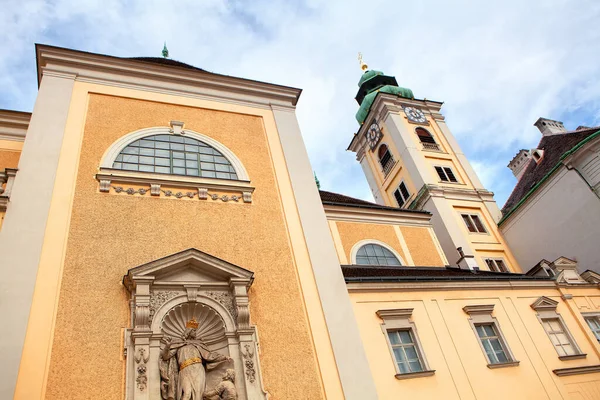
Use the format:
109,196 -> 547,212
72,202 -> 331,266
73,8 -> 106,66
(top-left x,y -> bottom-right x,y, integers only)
502,127 -> 600,216
341,265 -> 553,282
319,190 -> 430,215
127,57 -> 206,72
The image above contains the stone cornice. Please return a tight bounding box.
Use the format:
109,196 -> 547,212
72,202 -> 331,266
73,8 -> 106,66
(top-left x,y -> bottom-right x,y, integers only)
463,304 -> 495,315
0,109 -> 30,142
36,44 -> 302,110
376,308 -> 414,319
323,203 -> 432,227
412,184 -> 495,210
346,279 -> 558,292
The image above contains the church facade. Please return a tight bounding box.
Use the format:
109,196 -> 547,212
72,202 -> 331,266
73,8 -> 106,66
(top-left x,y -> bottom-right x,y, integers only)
0,44 -> 599,400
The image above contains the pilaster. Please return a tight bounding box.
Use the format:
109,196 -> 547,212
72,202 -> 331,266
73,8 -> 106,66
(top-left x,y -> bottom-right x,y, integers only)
0,72 -> 75,398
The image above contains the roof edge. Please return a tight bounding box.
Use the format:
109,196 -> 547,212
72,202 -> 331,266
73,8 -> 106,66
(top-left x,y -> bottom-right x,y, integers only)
499,129 -> 600,226
34,43 -> 302,107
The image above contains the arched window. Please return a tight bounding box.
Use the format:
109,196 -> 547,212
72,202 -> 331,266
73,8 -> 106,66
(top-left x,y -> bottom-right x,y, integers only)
112,134 -> 238,180
355,243 -> 402,266
415,128 -> 439,151
378,144 -> 395,175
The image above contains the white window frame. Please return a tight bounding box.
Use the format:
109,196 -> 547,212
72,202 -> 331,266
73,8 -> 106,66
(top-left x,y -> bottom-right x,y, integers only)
393,180 -> 411,208
100,126 -> 249,180
531,296 -> 586,360
96,125 -> 255,201
460,212 -> 488,234
434,165 -> 459,183
484,258 -> 509,273
583,313 -> 600,343
377,308 -> 434,379
350,240 -> 405,266
463,305 -> 519,368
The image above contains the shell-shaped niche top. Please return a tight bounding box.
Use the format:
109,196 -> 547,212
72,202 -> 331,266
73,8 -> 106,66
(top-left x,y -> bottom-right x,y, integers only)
162,302 -> 226,345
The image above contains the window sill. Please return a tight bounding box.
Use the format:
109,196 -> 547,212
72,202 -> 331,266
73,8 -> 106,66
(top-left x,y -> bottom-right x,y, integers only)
394,370 -> 435,380
487,361 -> 520,369
96,168 -> 254,203
559,353 -> 587,361
553,364 -> 600,376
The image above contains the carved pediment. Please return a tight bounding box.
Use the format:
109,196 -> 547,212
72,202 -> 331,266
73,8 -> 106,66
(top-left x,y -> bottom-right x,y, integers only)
531,296 -> 559,311
552,256 -> 577,266
581,270 -> 600,284
123,248 -> 254,291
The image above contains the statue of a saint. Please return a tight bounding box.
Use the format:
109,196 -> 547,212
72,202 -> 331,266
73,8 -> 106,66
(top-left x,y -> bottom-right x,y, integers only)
160,318 -> 231,400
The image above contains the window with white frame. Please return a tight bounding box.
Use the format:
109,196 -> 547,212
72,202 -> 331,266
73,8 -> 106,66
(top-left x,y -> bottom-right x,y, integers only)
475,324 -> 510,364
393,181 -> 411,208
355,243 -> 402,266
387,330 -> 424,373
584,315 -> 600,342
531,296 -> 585,359
541,319 -> 578,356
377,308 -> 434,379
461,213 -> 487,233
112,134 -> 238,180
434,166 -> 458,183
463,305 -> 518,368
485,258 -> 509,273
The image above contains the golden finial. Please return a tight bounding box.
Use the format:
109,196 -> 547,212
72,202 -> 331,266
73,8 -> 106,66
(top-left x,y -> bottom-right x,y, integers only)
358,52 -> 368,71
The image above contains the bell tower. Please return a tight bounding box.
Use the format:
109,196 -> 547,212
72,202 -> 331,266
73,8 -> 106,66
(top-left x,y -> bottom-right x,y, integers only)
348,60 -> 520,272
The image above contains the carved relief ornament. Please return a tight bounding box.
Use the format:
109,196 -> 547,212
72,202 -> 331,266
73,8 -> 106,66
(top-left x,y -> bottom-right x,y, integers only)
123,248 -> 268,400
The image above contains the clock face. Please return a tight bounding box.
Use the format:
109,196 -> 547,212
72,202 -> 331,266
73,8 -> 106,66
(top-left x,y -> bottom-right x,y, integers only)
404,107 -> 427,124
367,123 -> 382,150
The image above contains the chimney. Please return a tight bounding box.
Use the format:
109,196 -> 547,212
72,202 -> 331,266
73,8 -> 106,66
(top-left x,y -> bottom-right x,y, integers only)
534,117 -> 567,136
456,247 -> 479,270
507,149 -> 532,180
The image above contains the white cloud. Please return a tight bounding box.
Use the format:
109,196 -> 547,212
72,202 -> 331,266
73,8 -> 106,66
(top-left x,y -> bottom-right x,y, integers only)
2,0 -> 600,207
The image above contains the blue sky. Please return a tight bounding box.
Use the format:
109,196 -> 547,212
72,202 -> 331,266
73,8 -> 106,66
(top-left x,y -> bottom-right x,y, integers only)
3,0 -> 600,206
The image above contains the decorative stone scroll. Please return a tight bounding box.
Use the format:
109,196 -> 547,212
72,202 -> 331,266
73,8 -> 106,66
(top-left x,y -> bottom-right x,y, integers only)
123,248 -> 268,400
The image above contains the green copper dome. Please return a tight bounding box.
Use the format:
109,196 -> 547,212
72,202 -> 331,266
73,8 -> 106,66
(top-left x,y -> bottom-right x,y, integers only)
358,70 -> 384,87
355,85 -> 414,124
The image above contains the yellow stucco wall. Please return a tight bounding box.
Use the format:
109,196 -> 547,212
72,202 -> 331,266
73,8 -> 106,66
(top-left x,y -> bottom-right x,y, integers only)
350,285 -> 600,400
336,221 -> 407,264
42,93 -> 327,399
399,227 -> 444,266
0,139 -> 22,170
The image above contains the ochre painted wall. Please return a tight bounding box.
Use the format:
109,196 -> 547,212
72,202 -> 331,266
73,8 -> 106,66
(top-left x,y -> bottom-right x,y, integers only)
44,94 -> 326,399
350,286 -> 600,400
399,227 -> 444,266
336,221 -> 407,264
0,139 -> 22,170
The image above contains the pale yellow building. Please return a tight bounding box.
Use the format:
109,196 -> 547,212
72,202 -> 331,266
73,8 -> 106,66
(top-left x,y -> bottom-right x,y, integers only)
0,45 -> 599,400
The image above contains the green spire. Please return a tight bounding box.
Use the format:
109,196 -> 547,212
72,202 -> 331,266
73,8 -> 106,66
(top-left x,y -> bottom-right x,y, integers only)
162,42 -> 169,58
314,172 -> 321,190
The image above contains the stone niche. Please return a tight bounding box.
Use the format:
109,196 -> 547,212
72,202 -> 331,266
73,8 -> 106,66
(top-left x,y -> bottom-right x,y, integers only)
123,248 -> 268,400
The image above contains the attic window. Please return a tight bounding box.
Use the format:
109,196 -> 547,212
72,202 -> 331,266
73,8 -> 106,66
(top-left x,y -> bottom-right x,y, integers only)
532,149 -> 544,163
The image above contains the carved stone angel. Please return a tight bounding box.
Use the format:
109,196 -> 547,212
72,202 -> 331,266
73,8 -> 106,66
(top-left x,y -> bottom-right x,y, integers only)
160,318 -> 231,400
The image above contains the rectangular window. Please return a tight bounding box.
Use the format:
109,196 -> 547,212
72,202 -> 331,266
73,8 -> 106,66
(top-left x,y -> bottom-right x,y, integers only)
585,317 -> 600,342
434,166 -> 458,183
461,213 -> 487,233
388,330 -> 424,374
393,182 -> 411,208
476,324 -> 510,364
485,258 -> 509,273
541,318 -> 577,356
